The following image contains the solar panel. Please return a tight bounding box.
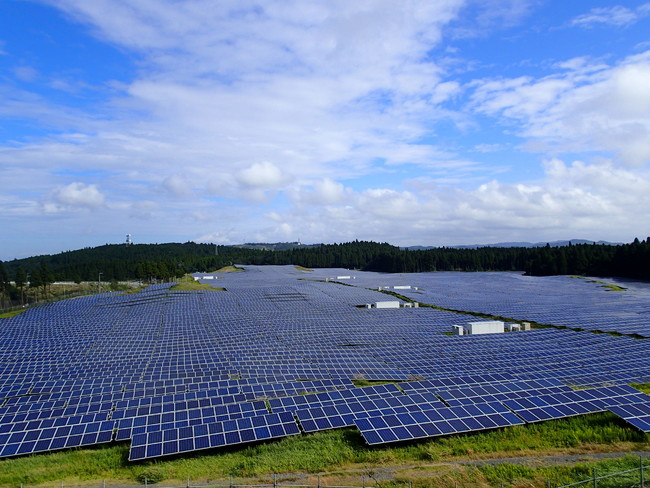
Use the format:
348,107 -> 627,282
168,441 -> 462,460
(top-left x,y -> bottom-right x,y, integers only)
608,403 -> 650,432
501,385 -> 650,424
1,266 -> 649,459
354,400 -> 525,445
128,412 -> 300,461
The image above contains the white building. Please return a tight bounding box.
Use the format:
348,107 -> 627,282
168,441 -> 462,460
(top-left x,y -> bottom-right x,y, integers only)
465,320 -> 505,335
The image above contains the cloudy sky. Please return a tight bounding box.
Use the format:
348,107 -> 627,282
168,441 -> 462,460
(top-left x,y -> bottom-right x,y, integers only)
1,0 -> 650,259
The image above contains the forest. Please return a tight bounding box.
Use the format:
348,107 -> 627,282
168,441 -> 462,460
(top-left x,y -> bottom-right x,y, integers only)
1,238 -> 649,307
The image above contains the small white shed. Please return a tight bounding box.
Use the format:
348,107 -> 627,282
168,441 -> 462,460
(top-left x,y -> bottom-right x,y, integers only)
466,320 -> 505,335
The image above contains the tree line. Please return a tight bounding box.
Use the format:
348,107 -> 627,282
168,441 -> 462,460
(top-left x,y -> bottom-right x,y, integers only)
1,238 -> 649,308
246,238 -> 650,279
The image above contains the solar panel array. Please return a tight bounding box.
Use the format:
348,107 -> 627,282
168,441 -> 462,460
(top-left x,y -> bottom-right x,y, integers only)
339,270 -> 650,337
0,266 -> 649,461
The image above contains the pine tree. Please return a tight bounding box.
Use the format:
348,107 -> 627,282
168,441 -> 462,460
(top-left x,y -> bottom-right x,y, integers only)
15,268 -> 27,305
0,261 -> 9,308
39,262 -> 54,297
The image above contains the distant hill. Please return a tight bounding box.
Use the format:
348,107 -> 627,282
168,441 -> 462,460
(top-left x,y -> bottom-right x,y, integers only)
1,239 -> 648,293
232,242 -> 320,251
450,239 -> 622,249
405,239 -> 622,250
1,242 -> 263,283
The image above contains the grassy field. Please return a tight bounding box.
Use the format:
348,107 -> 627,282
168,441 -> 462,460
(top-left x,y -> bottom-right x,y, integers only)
1,282 -> 145,317
167,274 -> 226,292
0,412 -> 647,488
169,281 -> 226,292
569,276 -> 627,292
212,266 -> 243,273
0,309 -> 25,318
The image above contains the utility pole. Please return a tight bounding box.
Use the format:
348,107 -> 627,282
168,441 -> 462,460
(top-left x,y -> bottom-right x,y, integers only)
98,272 -> 103,293
23,273 -> 30,306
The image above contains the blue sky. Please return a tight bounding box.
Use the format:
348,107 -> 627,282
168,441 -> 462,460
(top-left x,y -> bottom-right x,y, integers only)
1,0 -> 650,260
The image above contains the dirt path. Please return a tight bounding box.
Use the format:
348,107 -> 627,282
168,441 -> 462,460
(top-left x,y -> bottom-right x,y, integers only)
461,449 -> 649,467
223,449 -> 650,486
51,450 -> 650,488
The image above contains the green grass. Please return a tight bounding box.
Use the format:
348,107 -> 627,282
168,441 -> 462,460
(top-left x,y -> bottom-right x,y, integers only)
631,383 -> 650,395
168,274 -> 226,291
1,282 -> 147,316
0,309 -> 26,318
212,265 -> 244,273
1,413 -> 646,487
169,281 -> 226,291
601,284 -> 627,291
570,276 -> 627,291
475,454 -> 649,488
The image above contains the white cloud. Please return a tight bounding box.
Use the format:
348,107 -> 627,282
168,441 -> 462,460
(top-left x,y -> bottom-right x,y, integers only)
2,0 -> 477,210
237,161 -> 286,189
189,210 -> 214,223
471,76 -> 573,119
247,158 -> 650,246
128,200 -> 158,220
47,182 -> 105,211
470,51 -> 650,166
357,188 -> 421,219
571,4 -> 650,28
13,66 -> 39,82
235,161 -> 289,202
162,174 -> 192,197
309,178 -> 347,205
48,0 -> 462,78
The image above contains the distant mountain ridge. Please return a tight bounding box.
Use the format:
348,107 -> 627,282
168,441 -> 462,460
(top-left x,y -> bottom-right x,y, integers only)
405,239 -> 622,250
234,239 -> 622,252
232,242 -> 320,251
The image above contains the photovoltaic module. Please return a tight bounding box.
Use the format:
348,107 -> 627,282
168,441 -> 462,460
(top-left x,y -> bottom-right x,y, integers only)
1,266 -> 649,461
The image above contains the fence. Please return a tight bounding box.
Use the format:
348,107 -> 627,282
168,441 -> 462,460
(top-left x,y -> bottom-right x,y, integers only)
17,475 -> 378,488
0,290 -> 97,315
556,456 -> 648,488
10,461 -> 650,488
0,282 -> 144,315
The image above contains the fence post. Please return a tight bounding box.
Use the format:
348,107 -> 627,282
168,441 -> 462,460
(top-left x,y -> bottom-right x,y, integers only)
409,481 -> 412,488
187,476 -> 190,488
592,468 -> 597,488
546,479 -> 550,488
145,478 -> 148,488
230,475 -> 233,488
641,456 -> 645,488
362,475 -> 366,488
103,480 -> 106,488
273,473 -> 277,488
318,474 -> 321,488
